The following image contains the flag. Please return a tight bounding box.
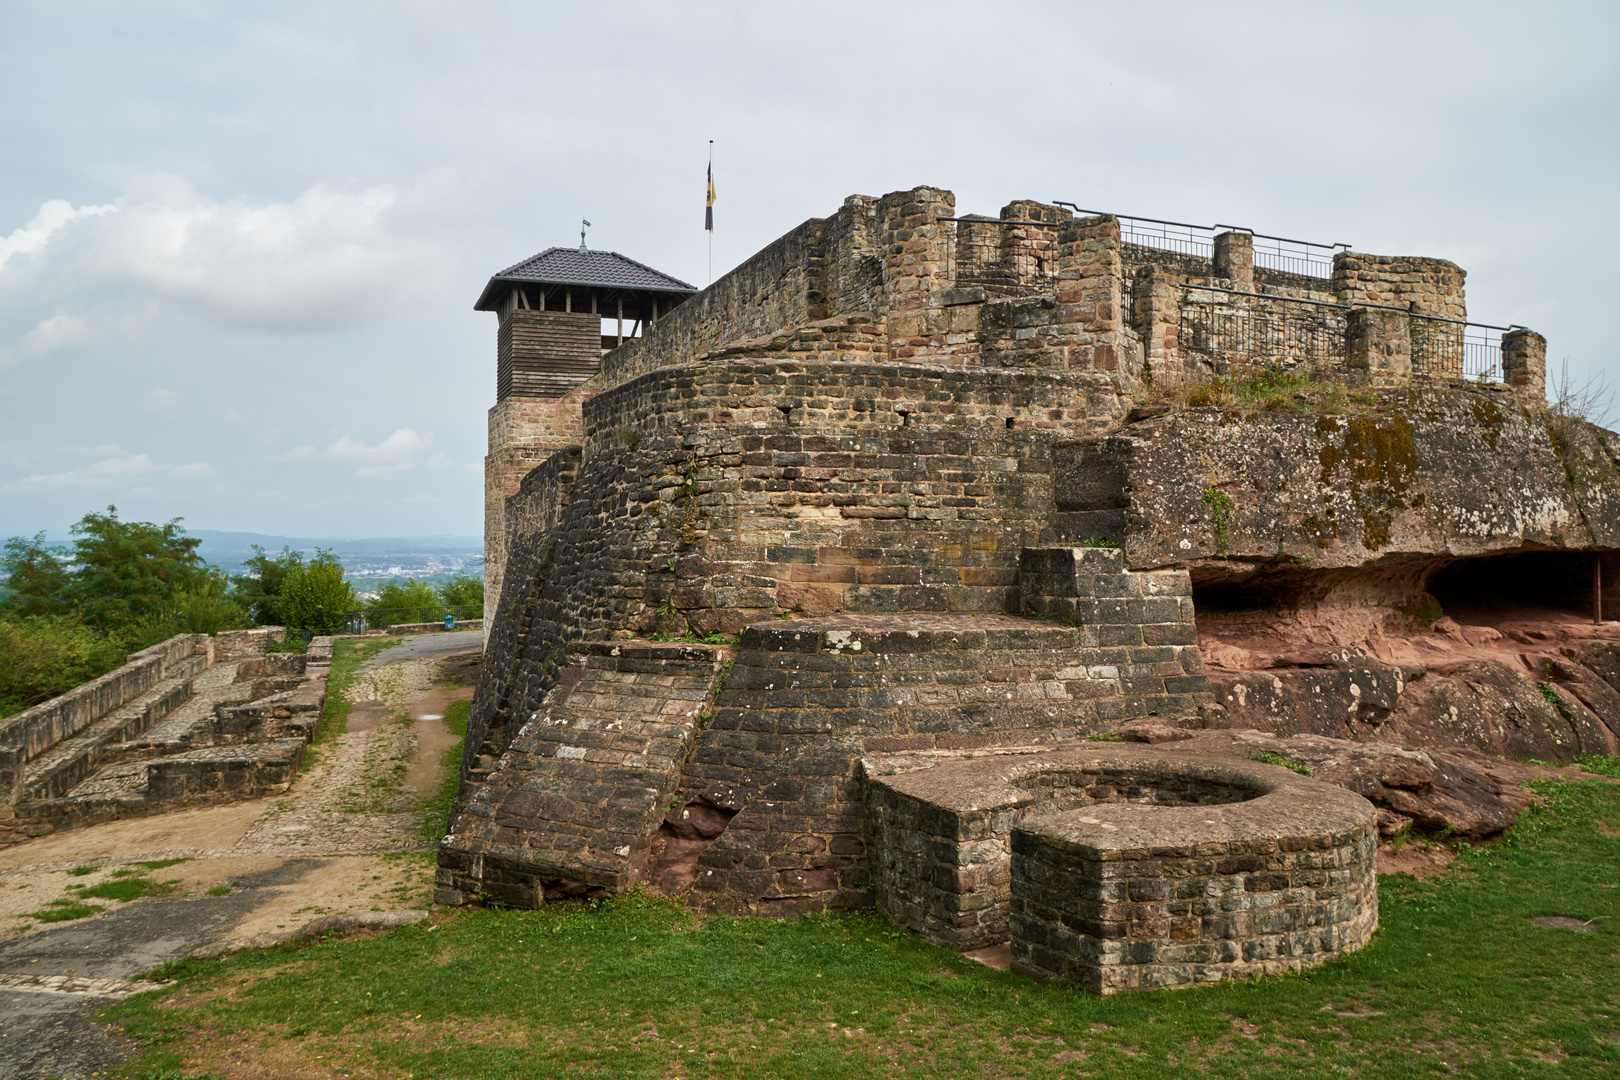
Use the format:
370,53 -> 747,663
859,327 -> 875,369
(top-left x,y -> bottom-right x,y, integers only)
705,162 -> 716,232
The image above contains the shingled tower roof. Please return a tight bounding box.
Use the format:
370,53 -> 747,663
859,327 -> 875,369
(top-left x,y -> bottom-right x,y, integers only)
474,248 -> 697,311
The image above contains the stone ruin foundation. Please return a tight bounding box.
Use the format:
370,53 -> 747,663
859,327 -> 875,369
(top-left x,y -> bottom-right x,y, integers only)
862,744 -> 1377,993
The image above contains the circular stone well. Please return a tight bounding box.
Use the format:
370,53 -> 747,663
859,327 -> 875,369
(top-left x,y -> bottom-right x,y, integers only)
860,744 -> 1377,994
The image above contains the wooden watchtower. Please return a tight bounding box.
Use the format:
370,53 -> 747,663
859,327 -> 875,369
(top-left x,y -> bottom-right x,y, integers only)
475,244 -> 697,627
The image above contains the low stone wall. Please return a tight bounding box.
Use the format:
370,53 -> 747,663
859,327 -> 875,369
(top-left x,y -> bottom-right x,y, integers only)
0,634 -> 208,765
860,744 -> 1376,994
1012,766 -> 1377,994
385,620 -> 485,635
213,627 -> 286,660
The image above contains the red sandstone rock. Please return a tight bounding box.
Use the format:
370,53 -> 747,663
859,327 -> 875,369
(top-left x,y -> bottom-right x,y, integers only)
1115,720 -> 1193,743
663,800 -> 733,840
1220,730 -> 1522,839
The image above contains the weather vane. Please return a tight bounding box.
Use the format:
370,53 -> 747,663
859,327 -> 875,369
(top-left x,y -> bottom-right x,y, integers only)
579,219 -> 591,253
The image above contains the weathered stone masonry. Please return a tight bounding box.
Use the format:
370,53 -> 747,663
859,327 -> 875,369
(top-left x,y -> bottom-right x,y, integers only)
450,180 -> 1602,992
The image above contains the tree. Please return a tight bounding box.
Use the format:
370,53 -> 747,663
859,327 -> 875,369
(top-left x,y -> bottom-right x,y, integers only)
0,532 -> 71,618
64,506 -> 213,630
280,552 -> 358,632
436,573 -> 484,616
232,545 -> 308,625
366,577 -> 442,628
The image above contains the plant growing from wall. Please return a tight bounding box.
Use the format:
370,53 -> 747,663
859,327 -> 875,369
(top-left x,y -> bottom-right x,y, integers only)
1202,485 -> 1236,554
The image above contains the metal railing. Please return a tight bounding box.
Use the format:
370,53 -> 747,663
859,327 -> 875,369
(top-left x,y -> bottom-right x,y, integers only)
1249,234 -> 1340,279
1177,285 -> 1349,369
1410,316 -> 1507,381
1055,202 -> 1349,280
942,216 -> 1058,295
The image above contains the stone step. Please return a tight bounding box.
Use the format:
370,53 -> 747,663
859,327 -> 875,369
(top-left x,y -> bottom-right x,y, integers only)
22,739 -> 309,833
20,677 -> 194,801
676,607 -> 1215,914
438,641 -> 732,906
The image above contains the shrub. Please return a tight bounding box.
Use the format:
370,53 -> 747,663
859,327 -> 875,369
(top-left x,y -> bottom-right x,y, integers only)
0,616 -> 129,718
366,578 -> 442,629
282,557 -> 358,633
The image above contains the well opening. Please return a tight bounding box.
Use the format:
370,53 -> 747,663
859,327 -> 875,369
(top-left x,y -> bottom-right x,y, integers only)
1012,767 -> 1259,812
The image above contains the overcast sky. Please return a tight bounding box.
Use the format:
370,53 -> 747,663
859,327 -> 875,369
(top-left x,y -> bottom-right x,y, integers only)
1,1 -> 1615,540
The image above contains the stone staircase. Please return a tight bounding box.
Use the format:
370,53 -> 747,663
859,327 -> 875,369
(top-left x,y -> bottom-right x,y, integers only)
438,640 -> 732,906
8,650 -> 327,839
440,545 -> 1220,912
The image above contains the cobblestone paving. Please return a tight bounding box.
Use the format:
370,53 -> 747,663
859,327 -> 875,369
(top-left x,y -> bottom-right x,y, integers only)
232,725 -> 429,856
138,660 -> 251,744
345,658 -> 438,709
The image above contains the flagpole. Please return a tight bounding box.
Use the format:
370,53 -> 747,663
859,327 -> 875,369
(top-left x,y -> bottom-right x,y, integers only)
707,141 -> 714,287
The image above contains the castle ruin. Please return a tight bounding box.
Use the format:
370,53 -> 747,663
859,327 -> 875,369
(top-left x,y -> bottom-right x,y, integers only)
444,185 -> 1620,992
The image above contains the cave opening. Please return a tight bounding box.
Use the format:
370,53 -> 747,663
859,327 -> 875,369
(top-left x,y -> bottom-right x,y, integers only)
1428,549 -> 1617,623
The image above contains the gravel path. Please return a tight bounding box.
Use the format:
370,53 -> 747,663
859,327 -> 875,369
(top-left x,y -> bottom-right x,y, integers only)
0,636 -> 477,1079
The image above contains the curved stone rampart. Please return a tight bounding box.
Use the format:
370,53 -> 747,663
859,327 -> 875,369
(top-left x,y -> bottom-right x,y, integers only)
861,744 -> 1376,994
465,358 -> 1132,764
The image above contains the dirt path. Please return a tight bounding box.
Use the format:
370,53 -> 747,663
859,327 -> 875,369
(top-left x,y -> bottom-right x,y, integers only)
0,632 -> 478,1080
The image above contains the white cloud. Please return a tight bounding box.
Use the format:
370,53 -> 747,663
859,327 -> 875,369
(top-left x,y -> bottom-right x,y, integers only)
271,444 -> 318,462
143,388 -> 179,411
1,174 -> 453,329
0,446 -> 215,494
22,314 -> 90,354
0,199 -> 115,271
324,427 -> 433,479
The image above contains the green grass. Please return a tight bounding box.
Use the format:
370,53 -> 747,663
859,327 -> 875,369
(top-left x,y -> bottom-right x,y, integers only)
22,898 -> 105,923
75,874 -> 177,902
206,886 -> 232,897
137,857 -> 192,870
1577,752 -> 1620,779
67,864 -> 98,876
1247,750 -> 1315,776
419,699 -> 470,842
303,636 -> 401,772
99,777 -> 1620,1079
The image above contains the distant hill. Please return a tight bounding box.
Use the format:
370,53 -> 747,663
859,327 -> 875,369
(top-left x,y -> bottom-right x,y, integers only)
187,531 -> 482,559
184,531 -> 483,584
2,529 -> 483,586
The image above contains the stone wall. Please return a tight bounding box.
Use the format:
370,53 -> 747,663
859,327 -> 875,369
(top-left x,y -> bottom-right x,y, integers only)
598,204 -> 877,390
1,630 -> 304,843
679,613 -> 1211,914
0,634 -> 207,764
485,384 -> 594,622
465,358 -> 1134,766
213,627 -> 287,660
1055,388 -> 1620,577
